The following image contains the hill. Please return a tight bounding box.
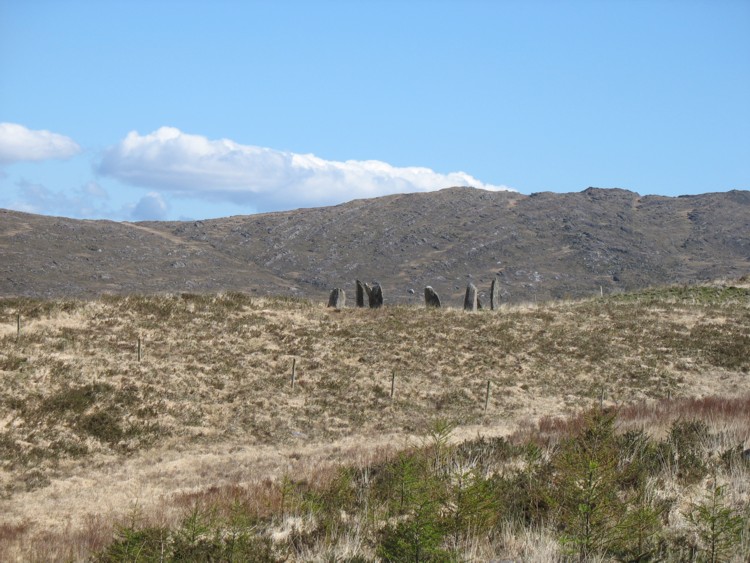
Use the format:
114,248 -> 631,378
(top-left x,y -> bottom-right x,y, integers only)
0,283 -> 749,559
2,187 -> 749,302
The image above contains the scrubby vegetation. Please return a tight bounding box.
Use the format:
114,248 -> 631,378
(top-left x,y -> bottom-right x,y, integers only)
0,281 -> 748,560
77,401 -> 750,561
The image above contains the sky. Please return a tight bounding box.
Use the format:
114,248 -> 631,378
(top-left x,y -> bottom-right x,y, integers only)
1,0 -> 748,221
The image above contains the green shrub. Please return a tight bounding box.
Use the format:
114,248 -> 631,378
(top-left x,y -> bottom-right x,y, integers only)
549,409 -> 624,560
503,443 -> 551,525
612,485 -> 665,561
377,514 -> 452,562
305,466 -> 358,535
96,525 -> 169,562
95,506 -> 280,563
686,484 -> 745,563
443,467 -> 500,543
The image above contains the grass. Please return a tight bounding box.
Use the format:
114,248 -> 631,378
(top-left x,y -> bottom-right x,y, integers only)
0,281 -> 748,560
11,398 -> 745,561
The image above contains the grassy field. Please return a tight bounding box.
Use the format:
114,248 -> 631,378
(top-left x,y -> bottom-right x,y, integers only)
0,281 -> 748,560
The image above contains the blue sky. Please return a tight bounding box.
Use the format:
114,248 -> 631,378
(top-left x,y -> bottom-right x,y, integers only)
1,0 -> 748,221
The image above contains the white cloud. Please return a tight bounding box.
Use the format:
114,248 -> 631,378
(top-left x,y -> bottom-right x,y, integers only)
131,192 -> 168,221
0,123 -> 81,164
98,127 -> 513,210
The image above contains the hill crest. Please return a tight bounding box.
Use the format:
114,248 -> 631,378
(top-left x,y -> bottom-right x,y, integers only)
1,187 -> 749,302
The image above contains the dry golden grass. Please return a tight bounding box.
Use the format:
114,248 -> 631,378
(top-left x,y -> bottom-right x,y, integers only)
0,283 -> 748,560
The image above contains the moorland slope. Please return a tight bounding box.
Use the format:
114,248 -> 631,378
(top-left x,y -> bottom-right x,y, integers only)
0,282 -> 748,559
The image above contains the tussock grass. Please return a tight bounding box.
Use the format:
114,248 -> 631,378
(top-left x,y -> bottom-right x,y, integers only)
0,282 -> 748,560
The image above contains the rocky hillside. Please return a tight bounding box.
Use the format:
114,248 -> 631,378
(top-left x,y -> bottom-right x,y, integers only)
2,187 -> 749,303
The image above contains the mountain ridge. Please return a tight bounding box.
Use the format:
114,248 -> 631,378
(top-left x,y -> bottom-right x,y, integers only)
2,187 -> 749,303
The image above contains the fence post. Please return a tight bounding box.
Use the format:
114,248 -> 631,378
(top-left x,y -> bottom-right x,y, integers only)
390,371 -> 396,400
291,358 -> 296,389
484,380 -> 491,411
137,337 -> 142,362
16,313 -> 20,341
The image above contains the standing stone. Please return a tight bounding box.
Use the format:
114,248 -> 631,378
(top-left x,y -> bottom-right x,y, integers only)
424,286 -> 441,308
327,288 -> 346,309
464,283 -> 478,311
369,283 -> 384,308
355,280 -> 366,308
490,277 -> 501,310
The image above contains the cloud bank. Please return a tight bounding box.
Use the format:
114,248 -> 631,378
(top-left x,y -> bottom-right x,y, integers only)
2,178 -> 167,222
7,179 -> 110,219
99,127 -> 512,210
0,123 -> 81,164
